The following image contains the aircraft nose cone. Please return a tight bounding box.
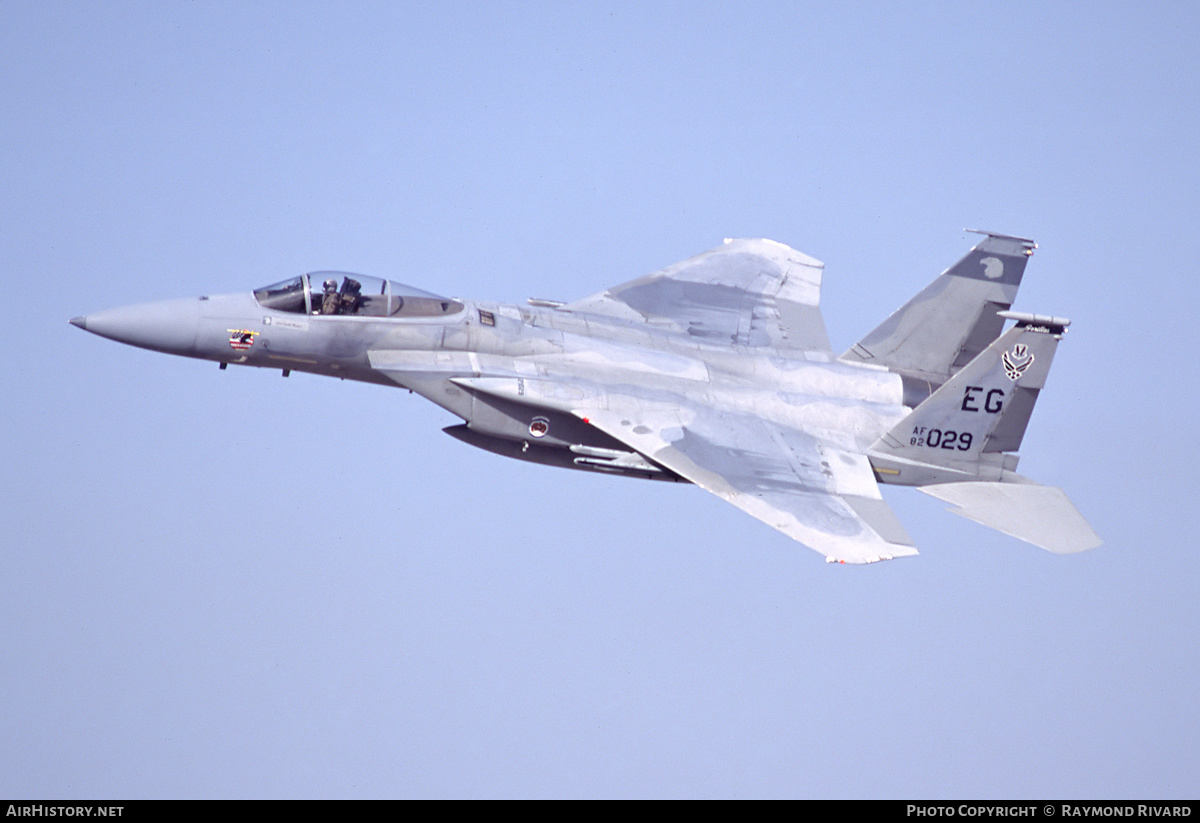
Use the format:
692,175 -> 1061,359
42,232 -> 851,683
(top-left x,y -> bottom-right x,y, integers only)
70,297 -> 201,355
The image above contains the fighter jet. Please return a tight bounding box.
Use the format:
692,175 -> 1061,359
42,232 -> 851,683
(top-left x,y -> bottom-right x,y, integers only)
71,231 -> 1100,563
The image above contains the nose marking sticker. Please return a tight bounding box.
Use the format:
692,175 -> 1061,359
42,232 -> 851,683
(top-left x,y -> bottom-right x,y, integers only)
228,329 -> 260,350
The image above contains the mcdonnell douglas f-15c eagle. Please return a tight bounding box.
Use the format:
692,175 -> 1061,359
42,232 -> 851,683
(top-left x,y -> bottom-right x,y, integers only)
72,231 -> 1100,563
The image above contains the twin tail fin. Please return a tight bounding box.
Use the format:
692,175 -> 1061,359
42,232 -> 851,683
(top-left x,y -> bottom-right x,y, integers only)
867,313 -> 1100,554
840,230 -> 1037,389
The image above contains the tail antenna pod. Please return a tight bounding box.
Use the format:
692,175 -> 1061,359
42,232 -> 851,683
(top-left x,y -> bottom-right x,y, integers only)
998,310 -> 1071,335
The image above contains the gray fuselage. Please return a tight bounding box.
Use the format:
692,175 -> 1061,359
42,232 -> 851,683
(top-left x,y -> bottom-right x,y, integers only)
73,282 -> 909,482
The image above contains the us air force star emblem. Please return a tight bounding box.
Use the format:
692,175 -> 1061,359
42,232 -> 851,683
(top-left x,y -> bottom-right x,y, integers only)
980,256 -> 1004,279
1002,343 -> 1033,380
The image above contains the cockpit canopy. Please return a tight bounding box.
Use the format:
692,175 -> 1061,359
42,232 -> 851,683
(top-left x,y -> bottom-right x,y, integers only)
254,272 -> 463,318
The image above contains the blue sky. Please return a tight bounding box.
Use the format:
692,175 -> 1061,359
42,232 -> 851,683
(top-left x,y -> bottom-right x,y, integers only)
3,1 -> 1198,798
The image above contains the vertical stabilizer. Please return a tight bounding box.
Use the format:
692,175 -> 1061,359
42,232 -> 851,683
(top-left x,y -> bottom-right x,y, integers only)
867,314 -> 1068,486
840,231 -> 1037,387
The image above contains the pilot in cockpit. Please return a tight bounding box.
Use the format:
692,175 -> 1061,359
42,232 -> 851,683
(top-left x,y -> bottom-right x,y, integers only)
319,278 -> 341,315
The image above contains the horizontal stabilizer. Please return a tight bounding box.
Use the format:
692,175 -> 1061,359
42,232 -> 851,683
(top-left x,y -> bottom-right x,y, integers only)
919,481 -> 1101,554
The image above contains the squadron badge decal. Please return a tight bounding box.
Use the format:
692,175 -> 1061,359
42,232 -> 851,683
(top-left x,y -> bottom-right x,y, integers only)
228,329 -> 259,351
1001,343 -> 1033,380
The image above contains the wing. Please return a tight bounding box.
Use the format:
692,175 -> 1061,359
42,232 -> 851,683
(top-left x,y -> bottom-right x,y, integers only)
562,239 -> 832,353
452,377 -> 916,564
578,400 -> 916,564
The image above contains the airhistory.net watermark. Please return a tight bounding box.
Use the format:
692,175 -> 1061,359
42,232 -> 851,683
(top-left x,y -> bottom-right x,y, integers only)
6,807 -> 123,817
